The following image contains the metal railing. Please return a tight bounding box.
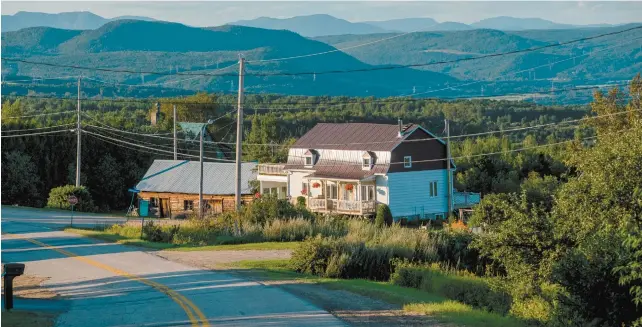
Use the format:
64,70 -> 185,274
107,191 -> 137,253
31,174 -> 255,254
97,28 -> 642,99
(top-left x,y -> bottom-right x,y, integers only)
257,164 -> 287,175
453,192 -> 481,208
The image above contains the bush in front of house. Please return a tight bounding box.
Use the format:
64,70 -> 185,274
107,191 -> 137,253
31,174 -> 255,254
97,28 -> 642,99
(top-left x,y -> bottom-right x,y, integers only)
46,185 -> 96,212
240,194 -> 313,224
374,204 -> 393,228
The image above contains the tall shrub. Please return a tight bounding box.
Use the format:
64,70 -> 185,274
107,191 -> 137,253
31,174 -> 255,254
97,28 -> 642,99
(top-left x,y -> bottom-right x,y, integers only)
375,204 -> 393,227
46,185 -> 95,212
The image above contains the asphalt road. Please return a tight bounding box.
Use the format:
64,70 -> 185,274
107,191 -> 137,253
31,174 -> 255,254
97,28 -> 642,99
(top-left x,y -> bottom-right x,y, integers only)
1,206 -> 344,327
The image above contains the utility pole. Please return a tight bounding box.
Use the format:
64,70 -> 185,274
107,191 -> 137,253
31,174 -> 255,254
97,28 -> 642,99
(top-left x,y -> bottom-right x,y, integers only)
445,119 -> 452,217
173,104 -> 177,160
199,124 -> 205,218
75,77 -> 82,187
235,57 -> 245,209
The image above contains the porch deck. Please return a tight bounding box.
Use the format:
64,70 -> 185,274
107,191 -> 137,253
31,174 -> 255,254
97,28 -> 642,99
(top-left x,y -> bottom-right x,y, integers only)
308,198 -> 377,215
453,191 -> 481,209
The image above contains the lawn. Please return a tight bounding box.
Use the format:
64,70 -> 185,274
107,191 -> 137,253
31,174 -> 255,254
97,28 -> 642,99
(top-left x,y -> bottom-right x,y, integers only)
226,259 -> 526,327
65,228 -> 301,251
2,311 -> 57,327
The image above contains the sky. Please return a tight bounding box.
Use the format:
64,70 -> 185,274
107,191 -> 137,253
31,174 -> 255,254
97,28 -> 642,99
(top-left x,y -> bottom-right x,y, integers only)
2,1 -> 641,26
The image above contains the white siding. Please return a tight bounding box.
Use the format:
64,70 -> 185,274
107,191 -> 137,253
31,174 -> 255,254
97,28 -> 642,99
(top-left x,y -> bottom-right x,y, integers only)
288,148 -> 390,165
375,175 -> 389,205
388,169 -> 449,219
288,171 -> 311,198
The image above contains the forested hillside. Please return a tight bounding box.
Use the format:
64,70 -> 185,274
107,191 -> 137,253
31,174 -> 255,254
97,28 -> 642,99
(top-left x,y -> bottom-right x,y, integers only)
314,24 -> 642,82
1,20 -> 454,98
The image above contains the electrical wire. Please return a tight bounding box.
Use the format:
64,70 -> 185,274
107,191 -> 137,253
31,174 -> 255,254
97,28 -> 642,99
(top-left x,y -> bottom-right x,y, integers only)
1,123 -> 75,133
2,110 -> 77,119
3,25 -> 640,77
248,31 -> 418,63
83,129 -> 242,162
81,62 -> 239,87
0,129 -> 72,138
402,36 -> 642,97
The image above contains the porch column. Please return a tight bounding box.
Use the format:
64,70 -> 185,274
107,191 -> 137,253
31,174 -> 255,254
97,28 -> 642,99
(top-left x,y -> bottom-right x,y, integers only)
323,180 -> 328,211
259,181 -> 263,195
357,180 -> 362,215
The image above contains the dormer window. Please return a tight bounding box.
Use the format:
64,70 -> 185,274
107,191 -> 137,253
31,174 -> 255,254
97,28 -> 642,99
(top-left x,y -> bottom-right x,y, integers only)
362,151 -> 374,170
362,157 -> 371,169
304,149 -> 316,168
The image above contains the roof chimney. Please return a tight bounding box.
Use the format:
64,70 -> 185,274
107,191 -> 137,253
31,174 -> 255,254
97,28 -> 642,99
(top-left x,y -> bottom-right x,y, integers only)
397,118 -> 403,137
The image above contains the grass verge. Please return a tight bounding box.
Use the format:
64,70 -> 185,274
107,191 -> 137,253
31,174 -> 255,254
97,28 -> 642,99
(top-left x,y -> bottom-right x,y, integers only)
2,311 -> 57,327
65,228 -> 301,251
226,259 -> 525,327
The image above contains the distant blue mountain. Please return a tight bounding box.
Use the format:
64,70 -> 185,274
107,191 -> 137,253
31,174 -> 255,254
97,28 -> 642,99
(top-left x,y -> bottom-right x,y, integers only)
1,11 -> 156,32
472,16 -> 578,31
230,14 -> 387,37
362,18 -> 438,32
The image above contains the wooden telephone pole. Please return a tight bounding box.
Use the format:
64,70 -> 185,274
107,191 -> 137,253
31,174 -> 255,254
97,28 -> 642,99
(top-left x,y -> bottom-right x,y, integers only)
235,57 -> 245,209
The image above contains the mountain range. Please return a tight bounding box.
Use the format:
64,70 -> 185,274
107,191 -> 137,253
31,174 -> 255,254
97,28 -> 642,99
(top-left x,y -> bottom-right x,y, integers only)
1,11 -> 156,32
3,11 -> 627,37
1,14 -> 640,102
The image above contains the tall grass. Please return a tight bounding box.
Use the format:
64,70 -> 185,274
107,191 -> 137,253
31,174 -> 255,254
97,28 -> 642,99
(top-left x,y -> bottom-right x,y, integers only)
104,217 -> 349,246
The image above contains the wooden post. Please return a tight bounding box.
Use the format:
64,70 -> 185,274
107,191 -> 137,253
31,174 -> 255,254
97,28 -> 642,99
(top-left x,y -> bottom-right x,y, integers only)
323,180 -> 328,211
357,180 -> 362,215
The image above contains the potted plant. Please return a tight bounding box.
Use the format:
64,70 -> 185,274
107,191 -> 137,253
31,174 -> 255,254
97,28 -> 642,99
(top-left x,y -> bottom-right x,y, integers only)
301,188 -> 308,195
345,184 -> 354,191
312,182 -> 321,189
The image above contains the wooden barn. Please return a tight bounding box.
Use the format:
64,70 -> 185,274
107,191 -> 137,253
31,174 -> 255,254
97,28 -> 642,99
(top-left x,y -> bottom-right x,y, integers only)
135,160 -> 257,218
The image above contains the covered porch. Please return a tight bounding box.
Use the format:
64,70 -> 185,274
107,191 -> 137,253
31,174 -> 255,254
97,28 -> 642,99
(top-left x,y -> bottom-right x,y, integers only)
303,177 -> 377,215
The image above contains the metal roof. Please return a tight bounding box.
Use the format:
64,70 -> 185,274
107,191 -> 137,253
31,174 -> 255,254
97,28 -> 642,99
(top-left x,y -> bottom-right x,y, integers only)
135,160 -> 257,195
291,123 -> 417,152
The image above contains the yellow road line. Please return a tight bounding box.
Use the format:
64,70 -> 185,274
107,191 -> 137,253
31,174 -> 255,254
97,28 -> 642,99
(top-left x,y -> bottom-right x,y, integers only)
4,233 -> 210,327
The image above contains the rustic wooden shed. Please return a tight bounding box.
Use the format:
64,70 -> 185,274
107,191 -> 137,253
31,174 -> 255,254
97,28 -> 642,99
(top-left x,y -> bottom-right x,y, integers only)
135,160 -> 257,218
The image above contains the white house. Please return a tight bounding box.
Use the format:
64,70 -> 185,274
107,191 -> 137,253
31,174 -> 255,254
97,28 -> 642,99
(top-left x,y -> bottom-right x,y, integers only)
257,122 -> 480,220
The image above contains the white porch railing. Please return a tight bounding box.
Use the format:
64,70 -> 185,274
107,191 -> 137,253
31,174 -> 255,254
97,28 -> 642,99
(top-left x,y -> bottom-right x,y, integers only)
309,198 -> 327,210
257,164 -> 287,176
308,199 -> 376,215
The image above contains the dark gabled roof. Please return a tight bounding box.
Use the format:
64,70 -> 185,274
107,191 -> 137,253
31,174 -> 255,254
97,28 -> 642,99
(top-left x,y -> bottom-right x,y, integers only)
291,123 -> 418,152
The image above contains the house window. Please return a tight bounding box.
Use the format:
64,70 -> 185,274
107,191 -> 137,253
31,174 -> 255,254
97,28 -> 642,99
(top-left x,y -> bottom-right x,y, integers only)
183,200 -> 194,211
362,157 -> 371,170
404,156 -> 412,168
327,183 -> 338,199
305,156 -> 313,166
281,186 -> 287,199
361,185 -> 375,201
429,181 -> 438,197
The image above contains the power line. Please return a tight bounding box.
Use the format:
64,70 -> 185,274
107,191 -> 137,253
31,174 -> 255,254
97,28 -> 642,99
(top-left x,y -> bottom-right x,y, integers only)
404,36 -> 642,97
85,126 -> 231,156
3,25 -> 640,77
1,123 -> 75,133
81,62 -> 239,87
0,129 -> 73,138
83,129 -> 242,162
4,81 -> 630,111
2,110 -> 77,119
248,31 -> 418,63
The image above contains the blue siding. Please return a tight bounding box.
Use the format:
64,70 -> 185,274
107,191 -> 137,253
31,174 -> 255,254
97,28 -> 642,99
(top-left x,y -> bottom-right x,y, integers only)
388,170 -> 449,219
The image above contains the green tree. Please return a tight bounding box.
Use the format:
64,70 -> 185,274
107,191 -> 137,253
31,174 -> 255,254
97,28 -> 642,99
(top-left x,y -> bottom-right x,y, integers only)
1,150 -> 42,206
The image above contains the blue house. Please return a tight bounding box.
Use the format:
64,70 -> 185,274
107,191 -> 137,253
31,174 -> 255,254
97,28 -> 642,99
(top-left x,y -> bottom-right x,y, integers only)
256,122 -> 480,220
